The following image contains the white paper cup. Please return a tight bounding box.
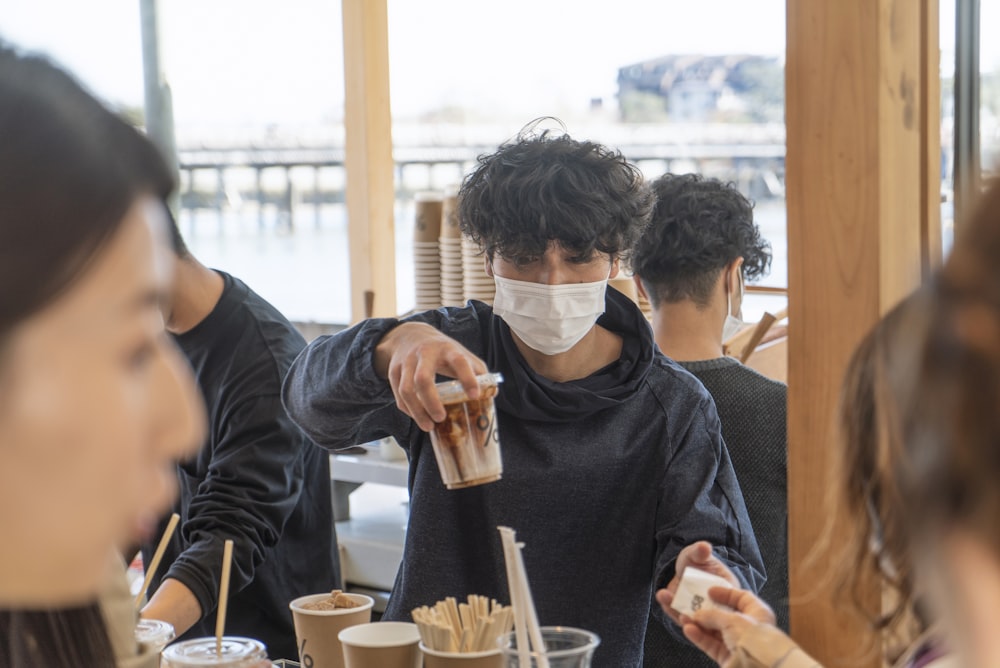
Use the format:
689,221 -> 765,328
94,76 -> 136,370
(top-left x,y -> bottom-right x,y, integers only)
339,621 -> 422,668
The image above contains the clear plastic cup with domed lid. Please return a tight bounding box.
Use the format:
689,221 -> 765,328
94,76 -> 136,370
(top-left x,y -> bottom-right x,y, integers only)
428,372 -> 504,489
160,636 -> 271,667
134,618 -> 175,657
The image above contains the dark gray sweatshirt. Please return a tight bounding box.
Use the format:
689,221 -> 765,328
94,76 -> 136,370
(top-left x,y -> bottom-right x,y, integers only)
282,288 -> 764,667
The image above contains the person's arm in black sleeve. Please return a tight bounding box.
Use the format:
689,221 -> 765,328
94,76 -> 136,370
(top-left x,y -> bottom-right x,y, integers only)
282,306 -> 489,450
141,391 -> 311,633
650,391 -> 766,635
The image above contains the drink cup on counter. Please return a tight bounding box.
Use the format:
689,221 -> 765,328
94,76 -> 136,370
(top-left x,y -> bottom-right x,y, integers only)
429,372 -> 504,489
498,627 -> 600,668
421,643 -> 504,668
159,636 -> 271,667
289,592 -> 374,668
339,621 -> 422,668
134,618 -> 175,658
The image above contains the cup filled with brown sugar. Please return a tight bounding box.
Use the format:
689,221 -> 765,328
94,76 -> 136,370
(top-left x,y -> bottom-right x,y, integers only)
289,590 -> 374,668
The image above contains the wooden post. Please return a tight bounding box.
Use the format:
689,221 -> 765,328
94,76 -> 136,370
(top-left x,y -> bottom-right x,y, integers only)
342,0 -> 397,322
785,0 -> 938,664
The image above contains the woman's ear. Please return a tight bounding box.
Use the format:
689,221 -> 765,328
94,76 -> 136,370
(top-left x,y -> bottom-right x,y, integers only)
609,256 -> 620,279
484,256 -> 494,277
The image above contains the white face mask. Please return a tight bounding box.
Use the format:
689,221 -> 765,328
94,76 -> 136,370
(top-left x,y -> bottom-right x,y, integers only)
492,275 -> 608,355
722,268 -> 745,342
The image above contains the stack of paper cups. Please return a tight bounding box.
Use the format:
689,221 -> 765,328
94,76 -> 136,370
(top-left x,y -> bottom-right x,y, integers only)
439,185 -> 465,307
461,236 -> 495,305
414,192 -> 443,310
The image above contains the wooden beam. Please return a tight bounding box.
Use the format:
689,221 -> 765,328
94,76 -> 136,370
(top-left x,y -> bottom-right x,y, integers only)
785,0 -> 937,664
922,0 -> 943,272
342,0 -> 396,322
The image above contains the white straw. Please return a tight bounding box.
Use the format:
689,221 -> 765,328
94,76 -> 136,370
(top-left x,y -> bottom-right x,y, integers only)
499,526 -> 550,668
514,540 -> 549,668
499,527 -> 529,667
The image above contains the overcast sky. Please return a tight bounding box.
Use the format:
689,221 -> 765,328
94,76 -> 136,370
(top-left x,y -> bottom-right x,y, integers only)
2,0 -> 993,130
3,0 -> 786,127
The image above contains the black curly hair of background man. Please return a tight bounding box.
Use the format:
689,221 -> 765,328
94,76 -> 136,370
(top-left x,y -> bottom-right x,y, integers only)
632,173 -> 771,308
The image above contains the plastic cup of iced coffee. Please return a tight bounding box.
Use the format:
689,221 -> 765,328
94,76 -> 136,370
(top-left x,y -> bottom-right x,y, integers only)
429,372 -> 504,489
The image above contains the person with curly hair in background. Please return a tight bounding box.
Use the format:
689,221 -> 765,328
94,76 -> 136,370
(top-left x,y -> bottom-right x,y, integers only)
282,123 -> 765,667
631,174 -> 786,667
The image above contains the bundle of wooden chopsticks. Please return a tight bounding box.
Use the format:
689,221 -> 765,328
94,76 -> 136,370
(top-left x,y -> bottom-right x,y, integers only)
412,594 -> 514,653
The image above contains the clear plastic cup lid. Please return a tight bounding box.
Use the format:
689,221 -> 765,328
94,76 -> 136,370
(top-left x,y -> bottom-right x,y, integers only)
434,372 -> 503,404
161,637 -> 267,664
134,618 -> 176,645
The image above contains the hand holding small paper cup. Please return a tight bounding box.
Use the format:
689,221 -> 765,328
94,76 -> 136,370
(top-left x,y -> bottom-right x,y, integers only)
289,591 -> 374,668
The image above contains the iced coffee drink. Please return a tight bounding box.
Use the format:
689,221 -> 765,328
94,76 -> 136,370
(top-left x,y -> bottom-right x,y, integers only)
429,372 -> 504,489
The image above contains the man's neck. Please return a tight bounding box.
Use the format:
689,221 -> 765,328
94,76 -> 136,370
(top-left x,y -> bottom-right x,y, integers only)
165,258 -> 225,335
512,325 -> 622,382
650,301 -> 725,362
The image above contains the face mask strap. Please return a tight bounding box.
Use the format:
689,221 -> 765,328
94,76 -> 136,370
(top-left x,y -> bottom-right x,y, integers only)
725,263 -> 744,319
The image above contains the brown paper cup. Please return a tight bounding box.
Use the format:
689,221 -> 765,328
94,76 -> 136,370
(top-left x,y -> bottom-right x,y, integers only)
289,593 -> 374,668
414,192 -> 444,243
339,622 -> 421,668
421,642 -> 504,668
441,186 -> 461,240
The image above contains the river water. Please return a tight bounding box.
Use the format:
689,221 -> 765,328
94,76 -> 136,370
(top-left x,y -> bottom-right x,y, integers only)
181,197 -> 789,327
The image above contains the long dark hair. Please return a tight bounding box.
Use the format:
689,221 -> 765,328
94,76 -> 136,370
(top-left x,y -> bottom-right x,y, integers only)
0,43 -> 174,667
0,606 -> 116,667
902,182 -> 1000,561
830,289 -> 934,655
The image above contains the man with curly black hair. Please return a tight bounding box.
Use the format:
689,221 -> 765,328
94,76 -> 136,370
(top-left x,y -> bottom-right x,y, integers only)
631,173 -> 788,667
283,127 -> 764,667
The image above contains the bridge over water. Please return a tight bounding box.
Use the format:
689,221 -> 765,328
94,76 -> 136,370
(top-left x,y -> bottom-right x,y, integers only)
176,123 -> 787,225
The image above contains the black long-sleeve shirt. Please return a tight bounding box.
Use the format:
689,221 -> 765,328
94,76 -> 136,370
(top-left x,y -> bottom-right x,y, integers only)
143,272 -> 339,661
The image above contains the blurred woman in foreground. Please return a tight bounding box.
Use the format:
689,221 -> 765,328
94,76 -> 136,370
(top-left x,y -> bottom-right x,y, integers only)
901,181 -> 1000,668
0,44 -> 205,665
